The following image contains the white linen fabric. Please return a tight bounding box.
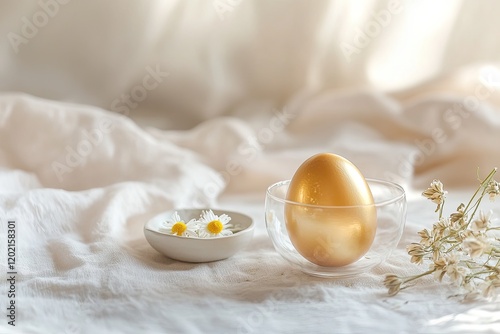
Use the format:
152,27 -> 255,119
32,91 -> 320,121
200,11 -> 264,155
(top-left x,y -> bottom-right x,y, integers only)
0,83 -> 500,333
1,1 -> 500,129
1,1 -> 500,333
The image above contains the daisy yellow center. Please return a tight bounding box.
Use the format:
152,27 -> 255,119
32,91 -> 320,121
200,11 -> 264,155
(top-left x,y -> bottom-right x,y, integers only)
207,220 -> 223,234
171,222 -> 187,236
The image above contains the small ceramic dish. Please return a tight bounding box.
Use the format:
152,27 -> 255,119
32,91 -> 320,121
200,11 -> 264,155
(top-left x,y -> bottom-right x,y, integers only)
144,208 -> 254,263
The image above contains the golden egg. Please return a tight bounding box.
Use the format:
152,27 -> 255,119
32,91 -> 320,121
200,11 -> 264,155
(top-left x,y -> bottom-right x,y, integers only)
285,153 -> 377,267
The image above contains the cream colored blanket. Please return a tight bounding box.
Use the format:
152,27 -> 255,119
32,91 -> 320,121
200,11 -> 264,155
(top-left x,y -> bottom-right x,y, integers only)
1,80 -> 499,333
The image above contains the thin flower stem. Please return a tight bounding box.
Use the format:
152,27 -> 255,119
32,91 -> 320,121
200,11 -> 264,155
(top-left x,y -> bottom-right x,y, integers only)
464,174 -> 486,213
445,242 -> 461,253
487,260 -> 500,274
470,270 -> 495,276
467,192 -> 487,226
466,169 -> 497,226
464,260 -> 484,270
402,270 -> 435,284
439,199 -> 445,219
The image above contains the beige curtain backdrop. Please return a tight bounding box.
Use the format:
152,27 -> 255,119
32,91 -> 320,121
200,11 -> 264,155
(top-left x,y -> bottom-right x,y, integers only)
1,0 -> 500,128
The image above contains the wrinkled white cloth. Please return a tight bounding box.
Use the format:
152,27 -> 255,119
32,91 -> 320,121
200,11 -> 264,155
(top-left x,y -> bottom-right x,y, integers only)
0,88 -> 500,334
2,1 -> 500,129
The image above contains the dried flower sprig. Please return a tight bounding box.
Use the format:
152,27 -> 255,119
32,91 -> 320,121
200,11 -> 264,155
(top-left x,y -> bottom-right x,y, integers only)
384,168 -> 500,299
159,210 -> 234,238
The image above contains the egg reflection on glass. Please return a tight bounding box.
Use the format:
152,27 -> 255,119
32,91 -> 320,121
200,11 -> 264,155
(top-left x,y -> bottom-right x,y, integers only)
285,153 -> 377,267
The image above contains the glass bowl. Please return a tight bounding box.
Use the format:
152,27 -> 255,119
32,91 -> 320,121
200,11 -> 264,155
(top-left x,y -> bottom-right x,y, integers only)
265,179 -> 406,278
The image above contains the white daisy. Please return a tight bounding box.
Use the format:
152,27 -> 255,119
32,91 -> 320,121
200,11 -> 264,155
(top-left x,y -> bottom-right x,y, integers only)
197,210 -> 233,238
159,211 -> 199,237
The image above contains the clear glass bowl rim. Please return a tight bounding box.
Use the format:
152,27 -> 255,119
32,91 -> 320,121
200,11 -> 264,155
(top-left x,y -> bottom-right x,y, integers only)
266,178 -> 405,209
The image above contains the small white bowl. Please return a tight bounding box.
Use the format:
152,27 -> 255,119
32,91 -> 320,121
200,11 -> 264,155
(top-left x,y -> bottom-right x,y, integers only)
144,208 -> 254,263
